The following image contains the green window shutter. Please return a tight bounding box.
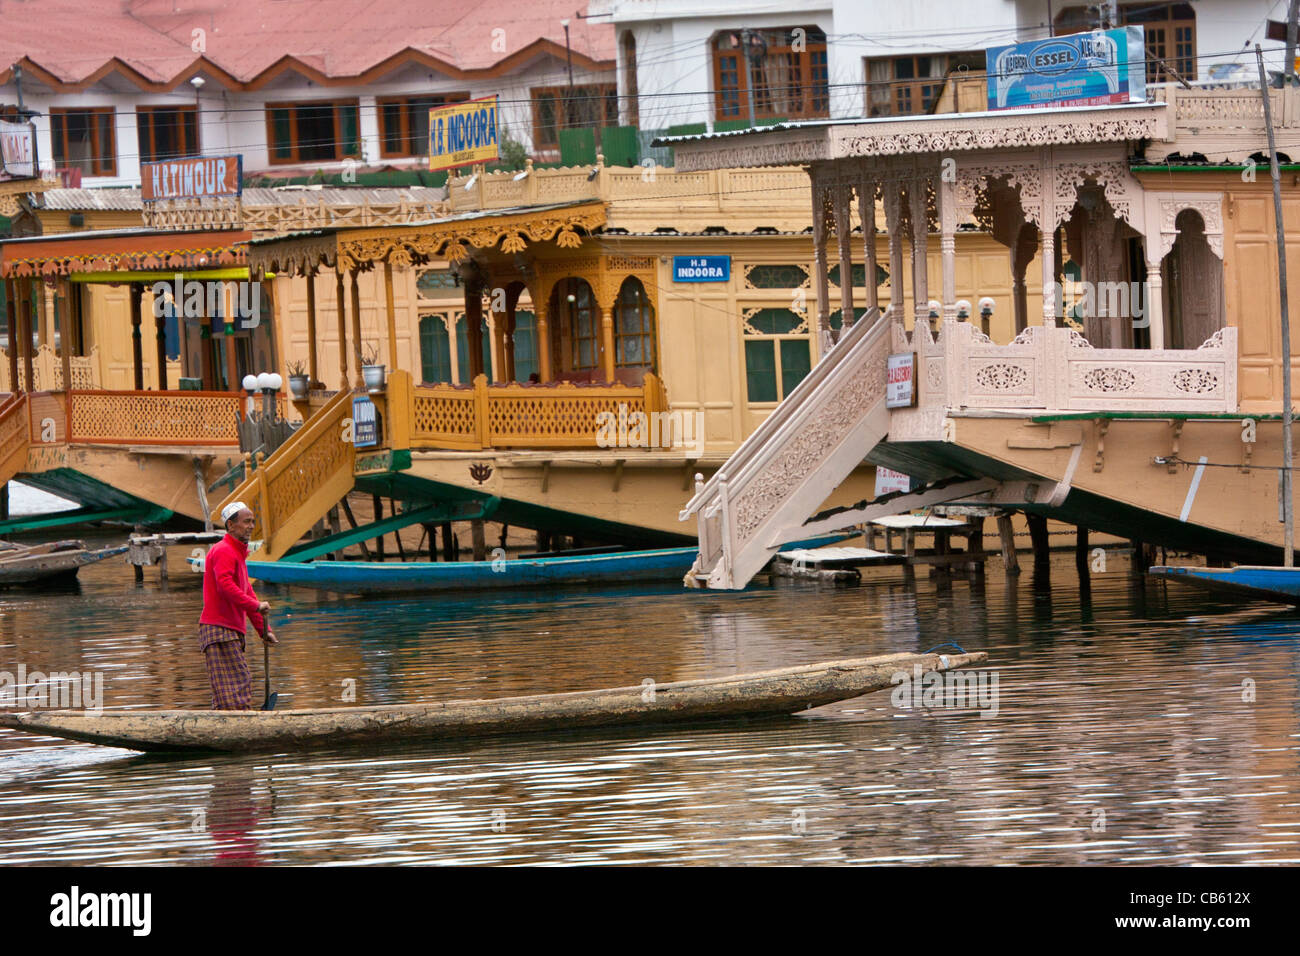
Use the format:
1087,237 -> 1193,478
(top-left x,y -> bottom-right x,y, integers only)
599,125 -> 639,166
340,104 -> 360,156
780,339 -> 811,397
744,340 -> 778,403
271,108 -> 292,159
419,316 -> 452,383
558,127 -> 597,166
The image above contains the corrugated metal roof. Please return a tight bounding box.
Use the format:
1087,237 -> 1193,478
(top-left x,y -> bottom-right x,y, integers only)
33,186 -> 448,211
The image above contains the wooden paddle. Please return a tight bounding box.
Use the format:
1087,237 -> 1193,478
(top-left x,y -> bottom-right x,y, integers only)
262,613 -> 278,712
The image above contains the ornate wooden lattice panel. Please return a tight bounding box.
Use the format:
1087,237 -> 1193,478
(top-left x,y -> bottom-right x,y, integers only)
486,386 -> 649,448
412,385 -> 482,450
0,393 -> 30,484
67,391 -> 241,446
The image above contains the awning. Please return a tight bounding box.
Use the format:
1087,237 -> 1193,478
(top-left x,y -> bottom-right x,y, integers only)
0,227 -> 251,279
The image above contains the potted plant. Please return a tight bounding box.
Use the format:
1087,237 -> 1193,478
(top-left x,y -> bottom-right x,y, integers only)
286,359 -> 310,400
361,343 -> 386,392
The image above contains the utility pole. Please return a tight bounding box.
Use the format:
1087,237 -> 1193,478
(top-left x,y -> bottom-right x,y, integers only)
1257,44 -> 1295,566
1287,0 -> 1300,86
560,18 -> 574,131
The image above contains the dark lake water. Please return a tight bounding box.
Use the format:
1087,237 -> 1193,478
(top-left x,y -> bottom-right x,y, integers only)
1,541 -> 1298,865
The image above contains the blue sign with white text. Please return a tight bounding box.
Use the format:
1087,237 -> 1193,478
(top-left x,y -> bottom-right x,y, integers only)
673,256 -> 731,283
351,396 -> 378,448
986,26 -> 1146,111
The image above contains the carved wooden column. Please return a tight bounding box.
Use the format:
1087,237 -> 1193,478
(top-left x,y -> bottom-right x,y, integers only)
154,286 -> 169,391
129,282 -> 144,391
1144,250 -> 1166,350
223,283 -> 238,394
908,173 -> 930,331
62,279 -> 78,390
383,261 -> 398,373
535,298 -> 553,383
349,269 -> 364,389
1038,152 -> 1057,328
465,277 -> 485,382
858,176 -> 879,314
4,277 -> 19,391
305,271 -> 320,386
832,182 -> 854,335
600,304 -> 616,382
19,278 -> 35,392
41,280 -> 55,348
938,169 -> 958,323
335,270 -> 348,389
882,182 -> 905,324
810,169 -> 832,347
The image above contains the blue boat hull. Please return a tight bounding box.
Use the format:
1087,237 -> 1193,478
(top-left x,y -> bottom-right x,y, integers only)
249,547 -> 699,594
1148,565 -> 1300,605
247,534 -> 854,595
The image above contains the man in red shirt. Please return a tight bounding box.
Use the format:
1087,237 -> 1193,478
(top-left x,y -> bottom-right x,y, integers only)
199,501 -> 278,709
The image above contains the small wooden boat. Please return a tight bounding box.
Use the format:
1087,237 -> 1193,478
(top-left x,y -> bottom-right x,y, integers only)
0,539 -> 129,586
245,535 -> 851,595
1149,564 -> 1300,605
0,650 -> 986,753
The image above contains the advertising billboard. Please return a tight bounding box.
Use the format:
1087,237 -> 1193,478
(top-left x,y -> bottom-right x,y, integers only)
142,154 -> 242,202
428,95 -> 500,173
986,26 -> 1146,111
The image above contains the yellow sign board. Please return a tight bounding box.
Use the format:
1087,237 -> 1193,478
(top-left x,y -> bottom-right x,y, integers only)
428,96 -> 500,173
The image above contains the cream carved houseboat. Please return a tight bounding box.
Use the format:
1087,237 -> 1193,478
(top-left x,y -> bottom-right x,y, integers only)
664,85 -> 1300,588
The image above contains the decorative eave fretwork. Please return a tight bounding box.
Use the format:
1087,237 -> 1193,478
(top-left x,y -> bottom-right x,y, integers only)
0,177 -> 55,218
247,232 -> 340,279
666,104 -> 1168,172
333,202 -> 606,273
0,230 -> 251,278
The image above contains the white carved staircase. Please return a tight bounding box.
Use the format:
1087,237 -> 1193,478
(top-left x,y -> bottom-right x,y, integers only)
681,308 -> 893,590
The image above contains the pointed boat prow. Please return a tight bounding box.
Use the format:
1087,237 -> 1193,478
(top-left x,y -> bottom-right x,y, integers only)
0,650 -> 988,753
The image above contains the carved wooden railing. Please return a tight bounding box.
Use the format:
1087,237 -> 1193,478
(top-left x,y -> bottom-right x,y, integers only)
1153,85 -> 1300,163
215,389 -> 356,560
0,392 -> 30,487
680,309 -> 893,589
408,373 -> 666,450
66,390 -> 243,445
914,321 -> 1238,414
0,346 -> 100,392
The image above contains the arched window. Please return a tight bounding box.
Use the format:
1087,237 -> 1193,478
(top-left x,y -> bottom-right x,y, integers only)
549,278 -> 599,374
614,277 -> 656,371
1162,209 -> 1224,349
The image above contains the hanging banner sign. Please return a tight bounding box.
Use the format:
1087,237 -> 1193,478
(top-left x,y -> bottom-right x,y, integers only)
428,95 -> 499,173
986,26 -> 1146,111
0,120 -> 36,181
874,466 -> 914,497
351,396 -> 379,448
673,256 -> 731,282
885,352 -> 917,409
142,154 -> 242,202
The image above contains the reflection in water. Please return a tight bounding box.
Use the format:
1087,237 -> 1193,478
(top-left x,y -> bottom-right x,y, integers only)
0,539 -> 1297,865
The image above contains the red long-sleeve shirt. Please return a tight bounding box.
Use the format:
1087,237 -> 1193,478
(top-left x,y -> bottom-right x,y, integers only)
200,534 -> 266,639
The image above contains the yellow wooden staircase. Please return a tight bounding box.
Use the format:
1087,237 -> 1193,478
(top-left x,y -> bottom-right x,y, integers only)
0,394 -> 30,490
215,389 -> 356,560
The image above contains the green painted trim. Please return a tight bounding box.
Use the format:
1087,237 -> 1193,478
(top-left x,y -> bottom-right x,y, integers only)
1028,411 -> 1276,422
282,499 -> 498,561
70,268 -> 250,284
1131,164 -> 1300,172
0,504 -> 170,534
390,448 -> 412,471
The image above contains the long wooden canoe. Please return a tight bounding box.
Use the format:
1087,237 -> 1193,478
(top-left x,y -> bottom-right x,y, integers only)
0,651 -> 986,753
0,541 -> 129,586
1149,564 -> 1300,605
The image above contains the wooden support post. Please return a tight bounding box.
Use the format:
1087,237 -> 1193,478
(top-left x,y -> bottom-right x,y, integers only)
392,499 -> 408,561
536,528 -> 550,552
383,261 -> 398,373
1076,525 -> 1090,578
372,494 -> 386,559
6,277 -> 20,392
327,505 -> 344,561
338,496 -> 372,560
305,271 -> 320,387
223,284 -> 239,394
1027,514 -> 1051,571
997,514 -> 1020,575
61,279 -> 75,391
536,302 -> 552,383
350,270 -> 364,390
155,286 -> 169,391
21,279 -> 37,392
336,270 -> 348,390
470,518 -> 487,562
129,283 -> 144,391
599,305 -> 615,383
441,522 -> 456,561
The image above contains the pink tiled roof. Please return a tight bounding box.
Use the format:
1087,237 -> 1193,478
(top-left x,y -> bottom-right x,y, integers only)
0,0 -> 614,89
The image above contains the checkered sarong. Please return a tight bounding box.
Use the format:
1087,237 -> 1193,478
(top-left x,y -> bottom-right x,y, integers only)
199,624 -> 251,710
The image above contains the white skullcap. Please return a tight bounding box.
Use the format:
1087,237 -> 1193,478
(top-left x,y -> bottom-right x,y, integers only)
221,501 -> 249,524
